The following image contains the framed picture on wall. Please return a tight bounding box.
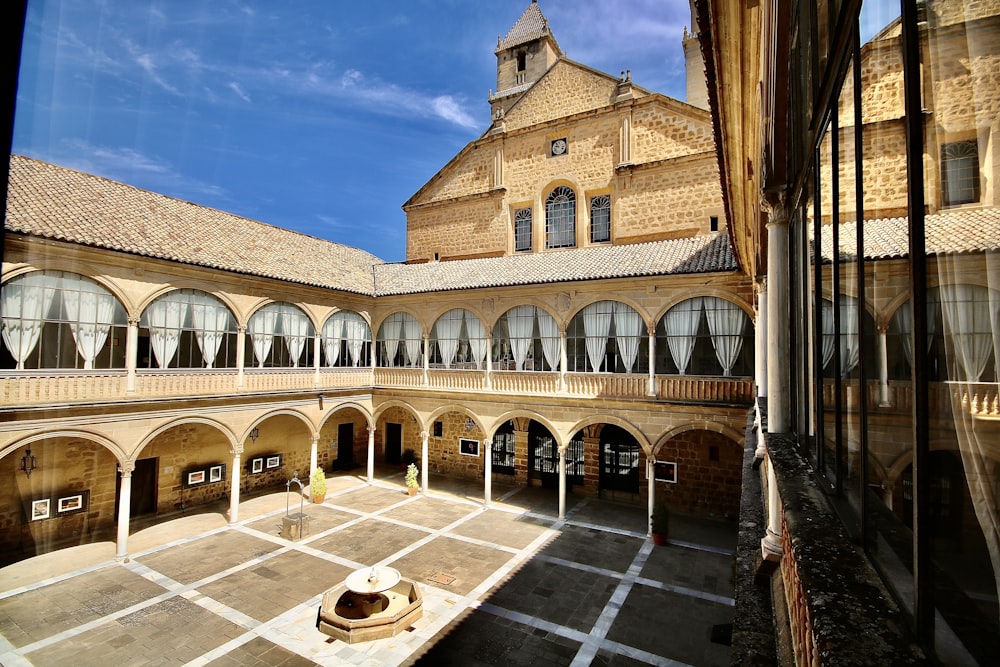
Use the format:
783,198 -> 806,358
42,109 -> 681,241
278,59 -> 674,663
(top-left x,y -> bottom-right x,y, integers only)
251,458 -> 264,474
56,492 -> 87,515
265,454 -> 282,469
30,498 -> 50,521
653,461 -> 678,484
209,465 -> 225,483
459,438 -> 480,457
187,469 -> 206,486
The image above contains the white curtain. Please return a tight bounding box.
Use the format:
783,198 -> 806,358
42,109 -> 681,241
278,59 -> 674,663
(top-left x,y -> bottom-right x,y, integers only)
248,307 -> 279,368
940,284 -> 993,381
281,308 -> 311,368
403,315 -> 422,367
537,309 -> 561,371
582,301 -> 613,372
507,305 -> 535,371
704,296 -> 746,376
146,295 -> 189,369
189,293 -> 231,369
613,302 -> 641,373
1,272 -> 57,369
664,297 -> 702,375
892,299 -> 937,369
61,275 -> 117,370
434,309 -> 464,369
323,315 -> 343,367
821,299 -> 835,370
839,296 -> 860,377
343,314 -> 368,367
464,311 -> 488,370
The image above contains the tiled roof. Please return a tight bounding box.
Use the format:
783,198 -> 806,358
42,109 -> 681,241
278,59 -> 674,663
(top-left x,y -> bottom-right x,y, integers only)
497,1 -> 551,52
819,207 -> 1000,261
373,233 -> 738,296
6,154 -> 384,295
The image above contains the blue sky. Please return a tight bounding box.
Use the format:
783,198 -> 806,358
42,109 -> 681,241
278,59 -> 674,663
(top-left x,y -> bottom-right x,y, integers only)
13,1 -> 697,262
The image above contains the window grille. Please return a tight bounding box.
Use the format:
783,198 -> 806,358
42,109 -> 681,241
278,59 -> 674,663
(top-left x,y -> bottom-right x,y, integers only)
545,186 -> 576,249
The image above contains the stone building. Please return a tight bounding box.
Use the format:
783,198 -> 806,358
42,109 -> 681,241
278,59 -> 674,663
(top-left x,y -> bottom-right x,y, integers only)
0,2 -> 752,567
699,0 -> 1000,663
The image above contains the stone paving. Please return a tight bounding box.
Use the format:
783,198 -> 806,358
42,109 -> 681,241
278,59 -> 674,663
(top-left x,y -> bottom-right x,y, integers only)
0,473 -> 736,666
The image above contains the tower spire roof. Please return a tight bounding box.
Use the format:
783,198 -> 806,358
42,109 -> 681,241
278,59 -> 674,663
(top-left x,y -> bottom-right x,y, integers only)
496,1 -> 557,53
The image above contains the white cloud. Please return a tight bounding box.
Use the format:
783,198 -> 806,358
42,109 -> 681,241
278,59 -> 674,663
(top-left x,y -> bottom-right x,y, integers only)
227,81 -> 251,103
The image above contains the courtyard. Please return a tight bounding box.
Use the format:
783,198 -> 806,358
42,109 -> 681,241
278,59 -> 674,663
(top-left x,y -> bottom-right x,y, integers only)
0,472 -> 735,666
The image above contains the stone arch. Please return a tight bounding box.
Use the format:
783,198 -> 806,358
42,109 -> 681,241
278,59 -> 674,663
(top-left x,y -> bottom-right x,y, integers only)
373,308 -> 428,339
425,404 -> 486,437
246,299 -> 321,332
373,400 -> 423,428
1,429 -> 128,466
136,285 -> 240,325
319,402 -> 374,432
489,410 -> 564,449
653,421 -> 744,457
653,421 -> 744,518
244,408 -> 318,443
568,297 -> 653,333
1,265 -> 136,317
137,416 -> 240,459
566,415 -> 652,456
491,301 -> 565,334
653,290 -> 754,325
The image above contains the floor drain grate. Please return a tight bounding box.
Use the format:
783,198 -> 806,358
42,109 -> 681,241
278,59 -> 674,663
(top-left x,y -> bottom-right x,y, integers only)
427,571 -> 456,585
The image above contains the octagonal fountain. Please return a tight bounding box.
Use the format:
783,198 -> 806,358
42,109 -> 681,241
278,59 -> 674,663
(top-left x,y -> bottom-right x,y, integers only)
316,566 -> 423,644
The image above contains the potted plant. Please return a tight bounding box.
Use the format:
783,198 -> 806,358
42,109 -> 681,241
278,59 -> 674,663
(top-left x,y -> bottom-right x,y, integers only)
651,498 -> 670,546
405,463 -> 419,496
311,468 -> 327,504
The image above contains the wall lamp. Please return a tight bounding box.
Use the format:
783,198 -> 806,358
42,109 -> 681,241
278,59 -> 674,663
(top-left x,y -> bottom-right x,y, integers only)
249,427 -> 260,443
20,447 -> 38,479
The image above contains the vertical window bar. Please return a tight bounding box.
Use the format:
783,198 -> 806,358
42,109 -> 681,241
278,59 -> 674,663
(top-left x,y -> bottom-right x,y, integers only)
831,104 -> 845,496
812,154 -> 826,472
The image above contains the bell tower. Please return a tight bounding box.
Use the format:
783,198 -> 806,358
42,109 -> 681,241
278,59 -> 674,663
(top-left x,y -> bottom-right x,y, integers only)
490,1 -> 562,118
683,0 -> 708,109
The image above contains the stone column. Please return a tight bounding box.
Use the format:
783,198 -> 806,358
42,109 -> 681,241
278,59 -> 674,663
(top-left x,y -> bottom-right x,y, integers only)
115,462 -> 134,561
764,192 -> 789,433
309,434 -> 319,481
559,330 -> 568,392
420,430 -> 429,493
367,426 -> 376,483
125,317 -> 139,394
484,438 -> 493,507
647,458 -> 655,536
422,334 -> 429,386
761,456 -> 783,564
313,334 -> 321,387
229,448 -> 242,524
485,331 -> 493,390
755,281 -> 768,398
647,324 -> 657,396
558,445 -> 567,519
236,325 -> 247,389
878,327 -> 891,406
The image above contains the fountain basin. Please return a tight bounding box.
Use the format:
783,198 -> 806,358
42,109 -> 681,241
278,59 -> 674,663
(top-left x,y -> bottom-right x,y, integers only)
316,579 -> 423,644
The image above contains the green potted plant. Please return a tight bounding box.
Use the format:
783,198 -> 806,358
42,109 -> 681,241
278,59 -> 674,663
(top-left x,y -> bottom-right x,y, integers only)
651,498 -> 670,546
311,468 -> 327,504
405,463 -> 419,496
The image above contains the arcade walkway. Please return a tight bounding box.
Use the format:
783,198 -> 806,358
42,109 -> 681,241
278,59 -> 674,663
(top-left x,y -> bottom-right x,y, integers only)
0,473 -> 736,666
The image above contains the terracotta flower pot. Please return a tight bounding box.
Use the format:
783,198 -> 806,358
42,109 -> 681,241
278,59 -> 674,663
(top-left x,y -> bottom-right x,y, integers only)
652,532 -> 668,546
407,487 -> 418,496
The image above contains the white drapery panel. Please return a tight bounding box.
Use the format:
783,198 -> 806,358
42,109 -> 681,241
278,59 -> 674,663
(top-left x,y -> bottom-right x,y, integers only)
582,301 -> 613,372
248,306 -> 279,368
1,272 -> 57,369
434,309 -> 464,369
61,274 -> 117,370
821,299 -> 835,370
664,297 -> 702,375
506,305 -> 536,371
189,292 -> 232,369
704,296 -> 747,376
839,296 -> 860,377
342,313 -> 368,366
378,313 -> 404,367
464,311 -> 488,369
402,314 -> 422,367
940,284 -> 993,381
323,316 -> 343,366
146,294 -> 189,368
613,302 -> 641,373
537,309 -> 561,371
892,298 -> 937,369
280,308 -> 311,368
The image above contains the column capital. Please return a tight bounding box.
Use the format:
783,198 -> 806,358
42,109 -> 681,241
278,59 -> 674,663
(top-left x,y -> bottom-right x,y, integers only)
483,438 -> 492,451
761,188 -> 789,226
230,445 -> 244,456
118,461 -> 135,476
128,316 -> 140,327
420,430 -> 429,441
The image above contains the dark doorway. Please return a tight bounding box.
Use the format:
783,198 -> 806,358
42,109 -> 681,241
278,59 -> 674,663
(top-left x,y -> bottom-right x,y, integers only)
337,423 -> 354,469
598,425 -> 641,495
528,422 -> 581,489
116,457 -> 157,520
385,422 -> 402,465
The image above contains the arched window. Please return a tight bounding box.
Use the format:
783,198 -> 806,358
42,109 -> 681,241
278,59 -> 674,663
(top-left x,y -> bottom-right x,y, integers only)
545,185 -> 576,249
139,290 -> 237,369
429,309 -> 488,369
590,194 -> 611,243
322,310 -> 372,368
655,297 -> 753,376
1,270 -> 127,370
492,305 -> 560,372
817,296 -> 877,380
376,312 -> 423,368
566,301 -> 648,373
245,302 -> 314,368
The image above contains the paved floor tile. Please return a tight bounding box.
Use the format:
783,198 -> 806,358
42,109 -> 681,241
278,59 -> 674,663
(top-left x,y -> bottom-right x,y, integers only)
306,518 -> 430,565
206,636 -> 319,666
389,536 -> 514,597
135,531 -> 281,585
245,505 -> 358,539
449,509 -> 554,550
640,544 -> 735,599
327,486 -> 408,514
379,497 -> 478,531
570,500 -> 648,535
538,523 -> 643,573
0,566 -> 166,648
